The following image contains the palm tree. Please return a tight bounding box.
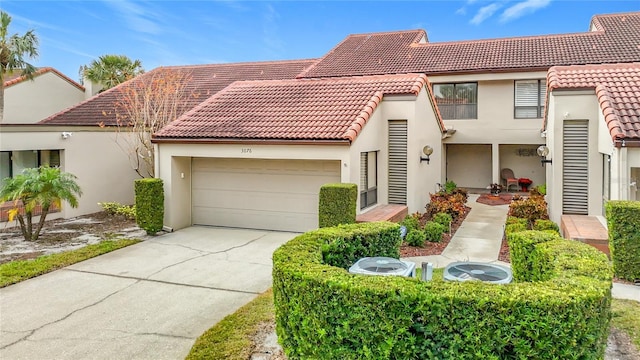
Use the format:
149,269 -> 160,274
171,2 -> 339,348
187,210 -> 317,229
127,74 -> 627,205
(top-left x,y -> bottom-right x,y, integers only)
0,167 -> 82,241
0,11 -> 39,123
83,55 -> 144,91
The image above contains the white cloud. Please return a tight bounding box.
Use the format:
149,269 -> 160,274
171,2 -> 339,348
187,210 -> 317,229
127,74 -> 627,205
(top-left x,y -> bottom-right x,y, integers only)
102,0 -> 162,35
470,3 -> 502,25
262,4 -> 283,57
456,7 -> 467,15
500,0 -> 552,23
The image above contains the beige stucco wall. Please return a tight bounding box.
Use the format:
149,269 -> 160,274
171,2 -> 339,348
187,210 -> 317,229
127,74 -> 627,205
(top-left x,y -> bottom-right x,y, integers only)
350,89 -> 443,213
545,90 -> 603,224
3,72 -> 85,124
432,71 -> 547,186
0,126 -> 140,219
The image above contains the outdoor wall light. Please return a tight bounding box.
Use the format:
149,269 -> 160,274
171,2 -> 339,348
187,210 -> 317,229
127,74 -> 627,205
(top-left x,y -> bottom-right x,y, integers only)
537,145 -> 552,166
61,132 -> 73,139
420,145 -> 434,164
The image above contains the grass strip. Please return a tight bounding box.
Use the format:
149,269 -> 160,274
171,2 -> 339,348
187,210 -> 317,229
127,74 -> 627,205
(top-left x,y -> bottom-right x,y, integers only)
611,298 -> 640,349
187,289 -> 275,360
0,239 -> 140,287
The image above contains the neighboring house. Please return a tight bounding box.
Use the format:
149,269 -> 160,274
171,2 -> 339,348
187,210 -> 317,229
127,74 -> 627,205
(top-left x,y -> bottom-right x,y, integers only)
2,67 -> 87,124
1,67 -> 89,223
21,11 -> 640,234
544,62 -> 640,224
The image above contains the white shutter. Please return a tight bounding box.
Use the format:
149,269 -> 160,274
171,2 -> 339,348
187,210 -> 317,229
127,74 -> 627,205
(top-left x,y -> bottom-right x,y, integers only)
515,80 -> 538,106
388,120 -> 407,205
562,120 -> 589,215
360,152 -> 367,190
539,79 -> 547,106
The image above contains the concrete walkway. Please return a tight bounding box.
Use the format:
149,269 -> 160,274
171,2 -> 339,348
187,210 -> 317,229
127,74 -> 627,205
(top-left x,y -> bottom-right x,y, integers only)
403,194 -> 510,268
0,226 -> 295,360
402,194 -> 640,302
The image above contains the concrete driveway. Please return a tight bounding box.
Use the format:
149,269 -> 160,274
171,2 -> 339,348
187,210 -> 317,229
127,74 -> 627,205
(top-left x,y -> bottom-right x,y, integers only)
0,226 -> 295,360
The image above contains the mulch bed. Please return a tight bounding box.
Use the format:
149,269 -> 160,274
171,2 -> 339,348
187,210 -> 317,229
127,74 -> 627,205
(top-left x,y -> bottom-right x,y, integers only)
400,206 -> 471,257
476,193 -> 513,206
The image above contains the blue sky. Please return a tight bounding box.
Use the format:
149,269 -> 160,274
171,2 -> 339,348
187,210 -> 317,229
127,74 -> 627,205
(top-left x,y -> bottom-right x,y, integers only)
3,1 -> 639,82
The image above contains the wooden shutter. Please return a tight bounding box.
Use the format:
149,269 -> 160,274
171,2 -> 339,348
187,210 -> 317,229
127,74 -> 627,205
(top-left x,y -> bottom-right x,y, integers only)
388,120 -> 407,205
562,120 -> 589,214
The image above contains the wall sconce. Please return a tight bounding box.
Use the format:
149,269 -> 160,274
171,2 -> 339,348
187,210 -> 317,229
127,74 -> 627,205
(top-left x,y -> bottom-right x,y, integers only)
61,132 -> 73,139
537,145 -> 552,166
420,145 -> 433,164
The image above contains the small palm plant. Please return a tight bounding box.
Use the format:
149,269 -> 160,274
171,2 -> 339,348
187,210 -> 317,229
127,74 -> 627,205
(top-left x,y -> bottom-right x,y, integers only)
0,166 -> 82,241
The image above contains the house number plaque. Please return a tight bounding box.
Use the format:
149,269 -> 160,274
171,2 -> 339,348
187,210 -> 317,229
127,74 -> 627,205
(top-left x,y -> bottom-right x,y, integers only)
241,148 -> 252,154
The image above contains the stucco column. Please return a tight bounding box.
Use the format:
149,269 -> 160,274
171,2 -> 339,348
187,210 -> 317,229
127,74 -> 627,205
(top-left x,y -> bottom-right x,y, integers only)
492,143 -> 500,184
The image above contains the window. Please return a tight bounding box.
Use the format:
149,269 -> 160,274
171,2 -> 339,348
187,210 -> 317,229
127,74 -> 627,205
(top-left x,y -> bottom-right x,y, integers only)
360,151 -> 377,209
433,83 -> 477,120
0,150 -> 61,180
515,79 -> 546,118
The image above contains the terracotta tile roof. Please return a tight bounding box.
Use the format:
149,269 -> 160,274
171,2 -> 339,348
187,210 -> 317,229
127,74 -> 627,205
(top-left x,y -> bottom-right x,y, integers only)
3,67 -> 84,91
300,12 -> 640,78
154,74 -> 436,142
547,62 -> 640,141
39,59 -> 317,126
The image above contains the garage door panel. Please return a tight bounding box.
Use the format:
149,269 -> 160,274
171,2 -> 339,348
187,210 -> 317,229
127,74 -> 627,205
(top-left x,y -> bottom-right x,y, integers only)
192,189 -> 319,213
192,158 -> 340,232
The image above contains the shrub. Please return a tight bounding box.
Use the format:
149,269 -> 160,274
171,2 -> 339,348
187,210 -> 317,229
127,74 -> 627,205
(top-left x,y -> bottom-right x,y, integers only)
273,225 -> 612,359
99,202 -> 136,220
508,194 -> 549,227
452,187 -> 469,203
505,222 -> 527,236
318,183 -> 357,228
507,230 -> 562,282
432,212 -> 452,229
405,229 -> 425,247
400,214 -> 421,232
426,192 -> 466,220
424,221 -> 446,242
506,216 -> 528,226
444,180 -> 457,194
533,219 -> 560,234
606,201 -> 640,281
320,222 -> 401,270
134,178 -> 164,235
533,184 -> 547,195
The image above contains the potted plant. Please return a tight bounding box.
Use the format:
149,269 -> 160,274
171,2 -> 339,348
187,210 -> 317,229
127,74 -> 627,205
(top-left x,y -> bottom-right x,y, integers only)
489,183 -> 502,195
518,178 -> 533,192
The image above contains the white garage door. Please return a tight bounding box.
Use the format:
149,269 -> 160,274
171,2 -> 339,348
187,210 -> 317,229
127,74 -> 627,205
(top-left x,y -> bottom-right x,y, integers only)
192,158 -> 341,232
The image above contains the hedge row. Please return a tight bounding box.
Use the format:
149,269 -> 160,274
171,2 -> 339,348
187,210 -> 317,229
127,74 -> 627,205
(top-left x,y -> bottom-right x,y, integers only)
318,183 -> 357,228
134,178 -> 164,235
273,224 -> 612,359
606,200 -> 640,281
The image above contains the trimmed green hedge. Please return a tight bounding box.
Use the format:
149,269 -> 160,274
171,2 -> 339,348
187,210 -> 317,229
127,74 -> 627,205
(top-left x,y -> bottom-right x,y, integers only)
318,183 -> 357,228
273,225 -> 612,359
606,201 -> 640,281
134,178 -> 164,235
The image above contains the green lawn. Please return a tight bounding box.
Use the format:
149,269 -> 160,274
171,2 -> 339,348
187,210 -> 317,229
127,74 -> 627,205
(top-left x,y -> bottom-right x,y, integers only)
611,298 -> 640,349
0,239 -> 140,287
186,289 -> 275,360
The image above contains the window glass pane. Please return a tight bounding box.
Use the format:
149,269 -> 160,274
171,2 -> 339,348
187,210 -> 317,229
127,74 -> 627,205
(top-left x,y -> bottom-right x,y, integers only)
360,152 -> 367,190
516,107 -> 538,118
0,152 -> 10,180
367,152 -> 377,188
539,79 -> 547,106
50,150 -> 61,167
434,83 -> 477,119
12,151 -> 38,175
515,80 -> 538,106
